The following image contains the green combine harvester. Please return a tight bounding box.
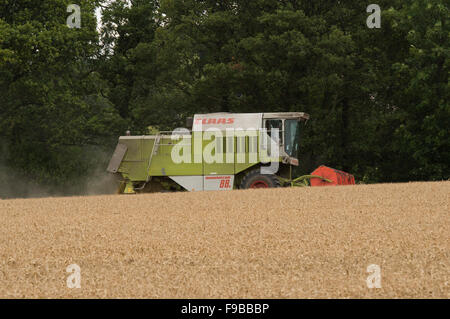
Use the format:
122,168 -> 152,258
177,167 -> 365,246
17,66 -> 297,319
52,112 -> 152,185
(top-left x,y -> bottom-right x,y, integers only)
107,112 -> 312,193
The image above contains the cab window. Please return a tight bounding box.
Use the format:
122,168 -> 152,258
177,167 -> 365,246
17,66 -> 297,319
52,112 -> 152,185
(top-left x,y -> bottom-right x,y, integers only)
264,119 -> 283,145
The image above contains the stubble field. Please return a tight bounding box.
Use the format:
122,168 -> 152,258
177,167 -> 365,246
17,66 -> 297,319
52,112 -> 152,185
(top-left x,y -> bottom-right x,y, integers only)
0,181 -> 449,298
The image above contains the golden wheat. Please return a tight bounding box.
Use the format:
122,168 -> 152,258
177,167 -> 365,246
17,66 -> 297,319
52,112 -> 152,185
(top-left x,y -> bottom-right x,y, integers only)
0,181 -> 449,298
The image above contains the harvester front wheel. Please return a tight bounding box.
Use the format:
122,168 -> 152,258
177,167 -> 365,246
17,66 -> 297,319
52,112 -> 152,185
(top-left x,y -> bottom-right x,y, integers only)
239,168 -> 280,189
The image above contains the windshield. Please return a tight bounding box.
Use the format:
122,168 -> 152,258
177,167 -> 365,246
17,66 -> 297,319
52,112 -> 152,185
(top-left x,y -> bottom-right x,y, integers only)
284,120 -> 301,157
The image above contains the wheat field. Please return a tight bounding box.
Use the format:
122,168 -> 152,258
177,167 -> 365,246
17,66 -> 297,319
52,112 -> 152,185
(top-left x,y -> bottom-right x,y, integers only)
0,181 -> 449,298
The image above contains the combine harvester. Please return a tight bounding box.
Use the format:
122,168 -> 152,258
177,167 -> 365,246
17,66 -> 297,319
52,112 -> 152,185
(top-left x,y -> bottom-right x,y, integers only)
107,112 -> 355,193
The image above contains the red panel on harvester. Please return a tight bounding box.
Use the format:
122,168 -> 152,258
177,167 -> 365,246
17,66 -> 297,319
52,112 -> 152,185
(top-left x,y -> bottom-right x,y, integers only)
310,165 -> 355,186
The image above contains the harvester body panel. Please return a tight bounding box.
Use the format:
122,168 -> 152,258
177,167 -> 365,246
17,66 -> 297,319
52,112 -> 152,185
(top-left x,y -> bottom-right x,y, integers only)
107,143 -> 127,173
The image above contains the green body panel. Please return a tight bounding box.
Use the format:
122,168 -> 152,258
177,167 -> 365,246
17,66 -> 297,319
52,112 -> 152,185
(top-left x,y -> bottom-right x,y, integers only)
116,132 -> 278,182
202,134 -> 234,175
150,135 -> 204,176
116,138 -> 151,181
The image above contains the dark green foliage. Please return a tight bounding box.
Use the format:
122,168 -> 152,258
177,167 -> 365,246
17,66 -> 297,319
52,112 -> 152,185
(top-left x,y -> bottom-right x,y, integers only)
0,0 -> 125,196
0,0 -> 448,197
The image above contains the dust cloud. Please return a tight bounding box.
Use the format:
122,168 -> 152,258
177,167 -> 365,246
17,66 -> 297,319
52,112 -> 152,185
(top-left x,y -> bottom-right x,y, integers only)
0,148 -> 119,199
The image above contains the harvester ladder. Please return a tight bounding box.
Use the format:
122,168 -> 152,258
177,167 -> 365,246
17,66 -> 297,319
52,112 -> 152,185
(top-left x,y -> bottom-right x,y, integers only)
146,134 -> 162,182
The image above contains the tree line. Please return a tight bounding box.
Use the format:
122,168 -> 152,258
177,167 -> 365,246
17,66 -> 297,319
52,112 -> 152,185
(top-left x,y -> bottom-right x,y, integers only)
0,0 -> 448,197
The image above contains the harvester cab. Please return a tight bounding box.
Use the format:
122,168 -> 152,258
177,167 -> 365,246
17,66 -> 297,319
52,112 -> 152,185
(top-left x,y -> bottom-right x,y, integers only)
107,112 -> 311,194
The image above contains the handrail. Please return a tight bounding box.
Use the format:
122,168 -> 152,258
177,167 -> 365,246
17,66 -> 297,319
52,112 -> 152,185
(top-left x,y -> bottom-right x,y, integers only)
146,134 -> 161,182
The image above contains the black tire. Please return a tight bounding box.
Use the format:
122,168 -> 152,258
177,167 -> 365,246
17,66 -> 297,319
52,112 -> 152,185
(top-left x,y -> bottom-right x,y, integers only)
239,168 -> 281,189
